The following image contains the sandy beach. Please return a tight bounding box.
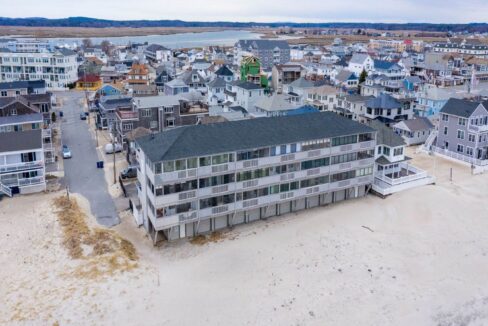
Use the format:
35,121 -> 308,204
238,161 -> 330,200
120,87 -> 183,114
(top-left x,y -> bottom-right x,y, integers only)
1,148 -> 488,326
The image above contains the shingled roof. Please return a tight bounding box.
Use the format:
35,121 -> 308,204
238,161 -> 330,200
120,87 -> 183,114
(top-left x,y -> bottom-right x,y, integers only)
136,112 -> 375,162
440,98 -> 487,118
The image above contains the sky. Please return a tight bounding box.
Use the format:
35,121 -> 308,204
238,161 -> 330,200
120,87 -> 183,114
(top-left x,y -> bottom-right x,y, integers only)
0,0 -> 487,24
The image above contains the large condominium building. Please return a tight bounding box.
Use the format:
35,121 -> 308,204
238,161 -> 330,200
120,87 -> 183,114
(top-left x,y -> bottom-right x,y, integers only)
0,47 -> 79,90
134,112 -> 376,242
234,40 -> 290,70
0,98 -> 47,196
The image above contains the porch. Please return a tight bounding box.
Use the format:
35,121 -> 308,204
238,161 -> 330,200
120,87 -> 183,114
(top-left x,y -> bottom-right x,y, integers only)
373,162 -> 435,196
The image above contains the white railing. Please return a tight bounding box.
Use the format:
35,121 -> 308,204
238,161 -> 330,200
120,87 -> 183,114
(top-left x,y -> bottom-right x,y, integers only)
0,182 -> 12,197
422,130 -> 438,152
375,163 -> 429,186
468,124 -> 488,133
432,146 -> 488,166
0,161 -> 44,173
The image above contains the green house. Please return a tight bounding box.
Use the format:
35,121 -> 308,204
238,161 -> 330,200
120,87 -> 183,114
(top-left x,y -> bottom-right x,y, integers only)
240,56 -> 268,88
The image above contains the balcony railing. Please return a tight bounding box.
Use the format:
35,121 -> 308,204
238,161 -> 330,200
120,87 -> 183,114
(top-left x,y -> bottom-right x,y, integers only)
432,146 -> 488,166
0,161 -> 44,174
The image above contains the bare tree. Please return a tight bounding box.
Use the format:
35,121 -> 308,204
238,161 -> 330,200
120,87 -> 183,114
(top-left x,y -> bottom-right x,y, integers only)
81,38 -> 93,49
100,40 -> 112,55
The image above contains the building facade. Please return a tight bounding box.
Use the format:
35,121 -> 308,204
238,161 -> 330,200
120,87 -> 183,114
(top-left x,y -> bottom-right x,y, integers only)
0,48 -> 79,90
134,112 -> 376,242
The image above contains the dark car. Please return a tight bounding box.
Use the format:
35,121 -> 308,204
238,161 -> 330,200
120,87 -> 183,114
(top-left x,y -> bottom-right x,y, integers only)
80,112 -> 87,120
120,166 -> 138,179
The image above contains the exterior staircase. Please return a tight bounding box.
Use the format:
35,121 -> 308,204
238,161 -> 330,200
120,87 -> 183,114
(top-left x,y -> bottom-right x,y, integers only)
0,182 -> 12,197
419,129 -> 438,153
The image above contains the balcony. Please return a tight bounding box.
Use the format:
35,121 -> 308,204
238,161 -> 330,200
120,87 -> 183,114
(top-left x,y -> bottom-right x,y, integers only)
468,124 -> 488,133
0,161 -> 44,174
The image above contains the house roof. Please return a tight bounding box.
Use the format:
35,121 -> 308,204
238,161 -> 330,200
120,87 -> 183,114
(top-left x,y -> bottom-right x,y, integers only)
366,93 -> 401,109
133,95 -> 182,108
254,94 -> 296,112
236,39 -> 290,51
289,77 -> 315,89
393,117 -> 434,132
373,60 -> 399,70
0,129 -> 42,152
0,112 -> 43,126
368,120 -> 405,147
136,112 -> 375,162
336,70 -> 357,83
440,98 -> 486,118
235,81 -> 262,90
349,53 -> 370,65
215,65 -> 234,77
146,44 -> 170,52
0,80 -> 45,90
207,77 -> 226,88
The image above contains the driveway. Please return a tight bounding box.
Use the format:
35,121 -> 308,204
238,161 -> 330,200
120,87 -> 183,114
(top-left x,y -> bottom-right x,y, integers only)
59,91 -> 120,227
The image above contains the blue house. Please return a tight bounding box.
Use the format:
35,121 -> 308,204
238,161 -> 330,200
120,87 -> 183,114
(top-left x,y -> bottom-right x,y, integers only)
96,84 -> 122,97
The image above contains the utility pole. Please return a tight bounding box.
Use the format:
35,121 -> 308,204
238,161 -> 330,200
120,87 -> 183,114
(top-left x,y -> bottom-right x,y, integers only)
112,131 -> 116,185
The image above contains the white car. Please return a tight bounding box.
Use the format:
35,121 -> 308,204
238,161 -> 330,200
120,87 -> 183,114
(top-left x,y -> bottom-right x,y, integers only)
104,143 -> 123,154
62,145 -> 72,159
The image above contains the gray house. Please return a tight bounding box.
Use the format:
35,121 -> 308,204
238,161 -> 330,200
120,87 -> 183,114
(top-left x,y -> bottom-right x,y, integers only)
434,98 -> 488,171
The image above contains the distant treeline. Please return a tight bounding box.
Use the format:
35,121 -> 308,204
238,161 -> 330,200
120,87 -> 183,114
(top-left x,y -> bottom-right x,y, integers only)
1,17 -> 488,33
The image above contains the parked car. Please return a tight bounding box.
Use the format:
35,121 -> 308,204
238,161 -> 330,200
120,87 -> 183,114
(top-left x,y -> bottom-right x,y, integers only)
79,112 -> 87,120
104,143 -> 123,154
120,166 -> 138,179
62,145 -> 72,159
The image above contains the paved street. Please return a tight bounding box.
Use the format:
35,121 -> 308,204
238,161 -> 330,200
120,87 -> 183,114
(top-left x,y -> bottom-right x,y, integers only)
59,91 -> 120,227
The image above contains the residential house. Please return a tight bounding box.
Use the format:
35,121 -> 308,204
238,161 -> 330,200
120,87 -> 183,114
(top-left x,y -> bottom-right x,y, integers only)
348,53 -> 374,76
0,99 -> 47,196
271,64 -> 304,93
393,117 -> 435,146
433,98 -> 488,172
369,120 -> 434,196
364,93 -> 413,125
234,81 -> 265,113
0,80 -> 46,97
127,63 -> 150,86
75,74 -> 102,91
96,95 -> 133,130
144,44 -> 172,64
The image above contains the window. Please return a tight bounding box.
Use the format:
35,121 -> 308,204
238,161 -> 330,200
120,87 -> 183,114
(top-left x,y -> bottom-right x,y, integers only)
442,114 -> 449,122
175,159 -> 186,171
468,134 -> 475,142
154,163 -> 162,174
199,156 -> 211,166
187,158 -> 197,169
457,144 -> 464,153
383,147 -> 391,156
163,161 -> 175,172
394,148 -> 403,156
458,118 -> 466,126
331,135 -> 357,147
443,127 -> 448,135
466,147 -> 474,156
141,108 -> 151,117
457,130 -> 465,140
290,144 -> 297,153
280,145 -> 287,155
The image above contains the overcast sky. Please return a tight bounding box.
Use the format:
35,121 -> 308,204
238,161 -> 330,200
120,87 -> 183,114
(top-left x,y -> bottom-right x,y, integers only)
1,0 -> 487,24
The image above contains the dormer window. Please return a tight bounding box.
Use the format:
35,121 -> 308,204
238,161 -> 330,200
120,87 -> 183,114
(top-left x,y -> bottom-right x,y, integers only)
10,108 -> 17,116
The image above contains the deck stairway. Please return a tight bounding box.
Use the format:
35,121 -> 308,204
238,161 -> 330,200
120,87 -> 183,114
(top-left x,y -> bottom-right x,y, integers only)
419,129 -> 438,153
0,182 -> 12,197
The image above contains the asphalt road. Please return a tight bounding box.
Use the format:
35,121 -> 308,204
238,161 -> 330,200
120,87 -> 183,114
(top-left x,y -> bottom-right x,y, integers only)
60,91 -> 120,227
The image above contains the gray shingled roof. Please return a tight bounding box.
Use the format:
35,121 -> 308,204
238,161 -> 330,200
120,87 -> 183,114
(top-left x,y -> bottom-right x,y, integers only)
395,117 -> 434,132
236,39 -> 290,50
0,129 -> 42,152
366,93 -> 401,109
215,65 -> 234,77
368,120 -> 405,147
207,77 -> 227,88
136,112 -> 375,162
440,98 -> 486,118
0,113 -> 43,126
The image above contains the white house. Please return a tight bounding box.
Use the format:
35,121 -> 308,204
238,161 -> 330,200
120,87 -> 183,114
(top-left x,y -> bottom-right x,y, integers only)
348,53 -> 374,76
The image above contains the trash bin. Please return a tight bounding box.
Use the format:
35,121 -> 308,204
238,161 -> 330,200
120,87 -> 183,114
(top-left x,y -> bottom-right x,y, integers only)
97,161 -> 104,169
